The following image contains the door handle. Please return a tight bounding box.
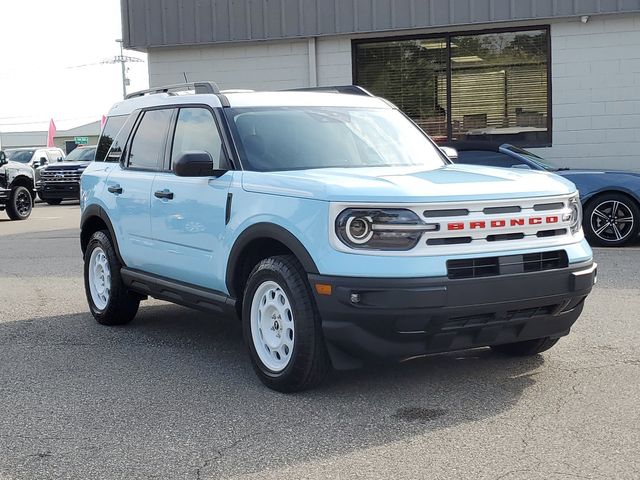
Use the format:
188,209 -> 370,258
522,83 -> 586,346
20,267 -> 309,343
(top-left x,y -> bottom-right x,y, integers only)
154,189 -> 174,200
107,184 -> 123,194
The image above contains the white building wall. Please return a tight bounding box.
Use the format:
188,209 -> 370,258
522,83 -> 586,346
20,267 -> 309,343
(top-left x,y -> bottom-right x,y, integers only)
531,14 -> 640,170
148,37 -> 353,91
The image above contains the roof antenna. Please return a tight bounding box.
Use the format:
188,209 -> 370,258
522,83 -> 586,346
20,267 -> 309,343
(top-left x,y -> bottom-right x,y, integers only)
183,72 -> 189,82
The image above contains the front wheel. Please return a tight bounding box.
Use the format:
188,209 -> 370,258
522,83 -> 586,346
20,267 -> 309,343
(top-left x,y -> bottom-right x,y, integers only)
584,193 -> 640,247
242,255 -> 330,392
6,186 -> 33,220
491,337 -> 559,356
84,230 -> 139,326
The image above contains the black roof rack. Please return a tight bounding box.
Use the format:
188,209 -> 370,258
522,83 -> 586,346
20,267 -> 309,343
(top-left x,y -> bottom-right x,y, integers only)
285,85 -> 375,97
125,81 -> 221,99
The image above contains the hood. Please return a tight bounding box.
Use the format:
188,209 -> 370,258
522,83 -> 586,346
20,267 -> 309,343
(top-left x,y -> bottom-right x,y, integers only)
43,161 -> 91,170
241,164 -> 577,203
2,160 -> 33,174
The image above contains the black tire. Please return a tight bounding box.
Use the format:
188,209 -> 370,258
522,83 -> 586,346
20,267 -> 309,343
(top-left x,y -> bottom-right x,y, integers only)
84,230 -> 140,326
45,199 -> 63,205
583,192 -> 640,247
491,337 -> 559,356
242,255 -> 330,392
6,186 -> 33,220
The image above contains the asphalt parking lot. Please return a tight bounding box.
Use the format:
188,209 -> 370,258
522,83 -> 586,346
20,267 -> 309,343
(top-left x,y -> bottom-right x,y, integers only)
0,203 -> 639,480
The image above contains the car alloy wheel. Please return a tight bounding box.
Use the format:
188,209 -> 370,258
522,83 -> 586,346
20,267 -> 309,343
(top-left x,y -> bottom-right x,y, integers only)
88,246 -> 111,310
590,200 -> 635,243
15,189 -> 32,217
250,280 -> 295,372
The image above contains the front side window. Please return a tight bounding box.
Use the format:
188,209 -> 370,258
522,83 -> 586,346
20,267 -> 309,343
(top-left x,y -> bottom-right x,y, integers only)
171,108 -> 224,169
354,28 -> 550,147
227,107 -> 446,172
128,109 -> 173,170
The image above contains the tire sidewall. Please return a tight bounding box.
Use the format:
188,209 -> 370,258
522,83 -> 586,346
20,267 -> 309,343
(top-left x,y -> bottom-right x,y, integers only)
84,232 -> 118,320
242,259 -> 316,385
584,194 -> 640,247
10,186 -> 32,220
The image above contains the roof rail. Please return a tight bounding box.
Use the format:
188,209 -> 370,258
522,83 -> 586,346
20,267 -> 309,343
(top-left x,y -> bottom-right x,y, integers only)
285,85 -> 375,97
125,81 -> 221,99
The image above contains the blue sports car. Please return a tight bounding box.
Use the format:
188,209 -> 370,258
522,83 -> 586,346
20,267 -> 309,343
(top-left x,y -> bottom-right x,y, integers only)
444,142 -> 640,247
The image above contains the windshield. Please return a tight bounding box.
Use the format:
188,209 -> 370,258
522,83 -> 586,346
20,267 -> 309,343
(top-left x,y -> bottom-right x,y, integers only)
5,149 -> 35,163
64,147 -> 96,162
503,145 -> 559,171
226,107 -> 447,172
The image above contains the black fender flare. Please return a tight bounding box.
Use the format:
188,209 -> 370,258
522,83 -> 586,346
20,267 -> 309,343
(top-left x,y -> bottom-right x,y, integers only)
80,204 -> 125,265
226,222 -> 319,297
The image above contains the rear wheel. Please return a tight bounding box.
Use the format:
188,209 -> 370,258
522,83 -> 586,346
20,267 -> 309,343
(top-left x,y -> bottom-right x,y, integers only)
84,230 -> 139,326
242,255 -> 330,392
584,193 -> 640,247
491,337 -> 559,356
6,186 -> 32,220
45,198 -> 63,205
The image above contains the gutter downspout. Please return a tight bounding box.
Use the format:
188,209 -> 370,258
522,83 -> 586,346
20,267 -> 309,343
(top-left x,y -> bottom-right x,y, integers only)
308,37 -> 318,87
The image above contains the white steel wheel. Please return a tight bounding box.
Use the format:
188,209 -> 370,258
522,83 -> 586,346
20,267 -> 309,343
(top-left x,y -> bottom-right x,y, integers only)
250,280 -> 295,372
88,247 -> 111,311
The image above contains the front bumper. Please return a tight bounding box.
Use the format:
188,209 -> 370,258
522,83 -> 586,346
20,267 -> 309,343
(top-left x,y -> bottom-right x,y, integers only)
38,182 -> 80,200
0,188 -> 9,202
310,261 -> 596,369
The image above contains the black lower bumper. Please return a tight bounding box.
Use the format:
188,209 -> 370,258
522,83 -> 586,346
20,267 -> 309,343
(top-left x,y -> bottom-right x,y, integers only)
309,261 -> 596,369
0,188 -> 9,203
38,182 -> 79,200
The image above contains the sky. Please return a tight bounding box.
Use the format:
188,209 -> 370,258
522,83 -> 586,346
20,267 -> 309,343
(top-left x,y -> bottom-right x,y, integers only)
0,0 -> 149,133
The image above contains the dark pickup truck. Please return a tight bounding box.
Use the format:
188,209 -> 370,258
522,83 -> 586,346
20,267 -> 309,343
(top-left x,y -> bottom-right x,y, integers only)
37,145 -> 96,205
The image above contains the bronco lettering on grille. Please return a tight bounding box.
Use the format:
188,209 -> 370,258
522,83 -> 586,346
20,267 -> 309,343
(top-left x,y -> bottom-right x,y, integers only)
447,216 -> 559,231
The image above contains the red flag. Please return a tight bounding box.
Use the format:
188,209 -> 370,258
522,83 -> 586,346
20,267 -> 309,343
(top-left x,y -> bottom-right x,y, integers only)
100,115 -> 107,131
46,119 -> 56,147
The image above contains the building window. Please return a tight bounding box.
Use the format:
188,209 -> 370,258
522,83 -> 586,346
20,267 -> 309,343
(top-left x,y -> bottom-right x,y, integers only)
354,27 -> 550,147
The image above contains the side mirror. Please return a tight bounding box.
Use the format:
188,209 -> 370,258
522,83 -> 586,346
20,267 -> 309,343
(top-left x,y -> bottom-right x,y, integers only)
512,164 -> 532,170
0,151 -> 6,166
38,157 -> 48,167
440,146 -> 458,161
174,151 -> 226,177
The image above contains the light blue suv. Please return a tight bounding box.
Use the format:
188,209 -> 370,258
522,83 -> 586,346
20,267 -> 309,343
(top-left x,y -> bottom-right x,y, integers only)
80,82 -> 596,392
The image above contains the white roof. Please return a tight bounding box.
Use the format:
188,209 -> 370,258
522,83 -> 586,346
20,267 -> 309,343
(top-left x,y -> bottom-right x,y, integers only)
107,90 -> 390,117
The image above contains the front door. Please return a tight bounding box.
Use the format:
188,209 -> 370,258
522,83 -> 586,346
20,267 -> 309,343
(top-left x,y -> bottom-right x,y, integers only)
149,107 -> 232,292
105,108 -> 173,270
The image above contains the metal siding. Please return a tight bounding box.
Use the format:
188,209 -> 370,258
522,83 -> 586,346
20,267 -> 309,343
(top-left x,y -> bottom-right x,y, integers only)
123,0 -> 640,49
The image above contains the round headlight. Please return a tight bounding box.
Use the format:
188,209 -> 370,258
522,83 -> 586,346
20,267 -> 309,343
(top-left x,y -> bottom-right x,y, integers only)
569,195 -> 582,234
345,216 -> 373,244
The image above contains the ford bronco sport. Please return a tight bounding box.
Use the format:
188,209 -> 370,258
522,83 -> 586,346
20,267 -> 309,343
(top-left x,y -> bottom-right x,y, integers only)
80,82 -> 596,392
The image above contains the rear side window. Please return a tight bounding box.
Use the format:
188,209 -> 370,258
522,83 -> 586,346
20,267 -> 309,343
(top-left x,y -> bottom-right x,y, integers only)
128,109 -> 173,170
96,115 -> 127,161
170,108 -> 224,169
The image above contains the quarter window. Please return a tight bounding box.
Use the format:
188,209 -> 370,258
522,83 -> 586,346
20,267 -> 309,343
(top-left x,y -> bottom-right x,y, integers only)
128,109 -> 173,170
171,108 -> 224,169
96,115 -> 127,162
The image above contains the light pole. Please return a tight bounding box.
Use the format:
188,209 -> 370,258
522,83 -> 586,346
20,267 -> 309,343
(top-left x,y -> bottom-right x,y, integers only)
115,39 -> 127,99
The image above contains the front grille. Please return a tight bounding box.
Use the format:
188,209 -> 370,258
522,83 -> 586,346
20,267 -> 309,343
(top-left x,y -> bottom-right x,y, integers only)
40,169 -> 82,183
447,250 -> 568,279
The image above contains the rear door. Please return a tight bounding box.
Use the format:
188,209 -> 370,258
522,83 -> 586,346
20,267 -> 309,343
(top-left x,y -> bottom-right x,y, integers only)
148,106 -> 232,291
104,108 -> 174,269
